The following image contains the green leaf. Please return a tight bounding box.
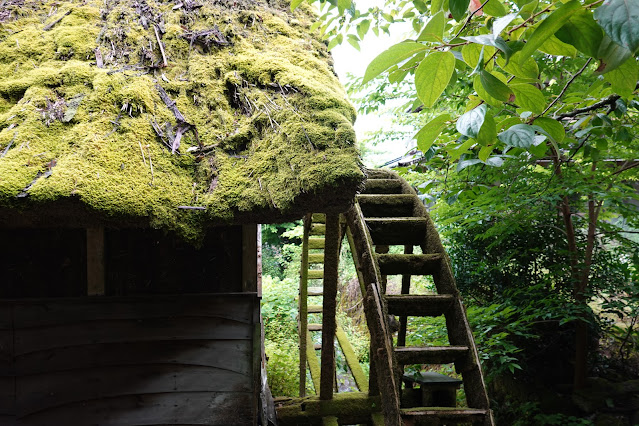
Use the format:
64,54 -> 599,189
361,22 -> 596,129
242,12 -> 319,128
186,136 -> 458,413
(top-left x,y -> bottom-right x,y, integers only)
477,112 -> 497,145
415,51 -> 456,108
518,0 -> 582,62
596,34 -> 632,74
450,0 -> 471,21
327,33 -> 343,50
555,9 -> 603,58
594,0 -> 639,53
604,57 -> 638,97
462,34 -> 512,61
457,104 -> 488,138
493,13 -> 518,37
449,138 -> 476,161
483,0 -> 508,17
498,123 -> 535,147
337,0 -> 352,13
291,0 -> 305,10
533,117 -> 565,143
478,144 -> 494,161
473,74 -> 502,106
363,41 -> 428,83
511,83 -> 545,114
498,52 -> 539,78
538,35 -> 577,57
357,20 -> 371,39
418,11 -> 446,42
480,70 -> 513,102
415,113 -> 452,152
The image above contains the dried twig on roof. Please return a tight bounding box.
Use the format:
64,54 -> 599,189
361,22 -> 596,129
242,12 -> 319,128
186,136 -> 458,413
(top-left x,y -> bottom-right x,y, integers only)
181,26 -> 228,52
43,9 -> 70,30
154,84 -> 203,153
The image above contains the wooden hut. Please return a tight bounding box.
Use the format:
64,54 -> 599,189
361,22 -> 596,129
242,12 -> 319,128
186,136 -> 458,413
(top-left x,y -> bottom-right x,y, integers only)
0,1 -> 362,424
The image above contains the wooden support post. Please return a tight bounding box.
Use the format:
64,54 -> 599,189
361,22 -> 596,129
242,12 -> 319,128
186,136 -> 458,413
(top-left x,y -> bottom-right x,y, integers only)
257,224 -> 263,297
86,227 -> 105,296
397,244 -> 413,347
299,215 -> 311,397
320,213 -> 340,400
242,224 -> 258,293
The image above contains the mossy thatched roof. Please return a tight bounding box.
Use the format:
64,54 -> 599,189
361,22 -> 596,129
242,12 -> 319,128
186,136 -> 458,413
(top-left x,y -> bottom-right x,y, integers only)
0,0 -> 363,239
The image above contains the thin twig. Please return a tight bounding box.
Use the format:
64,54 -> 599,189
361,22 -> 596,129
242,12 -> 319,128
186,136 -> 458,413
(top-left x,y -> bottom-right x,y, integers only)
43,9 -> 71,31
1,132 -> 17,158
137,140 -> 147,165
454,0 -> 492,38
542,58 -> 592,117
154,24 -> 168,68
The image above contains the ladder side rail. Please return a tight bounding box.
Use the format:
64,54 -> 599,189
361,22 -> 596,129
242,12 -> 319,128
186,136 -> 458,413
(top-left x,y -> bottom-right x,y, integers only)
299,213 -> 312,397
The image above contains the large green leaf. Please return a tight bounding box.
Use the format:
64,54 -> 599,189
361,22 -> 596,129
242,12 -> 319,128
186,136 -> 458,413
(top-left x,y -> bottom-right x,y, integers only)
457,104 -> 488,138
483,0 -> 508,17
415,113 -> 452,152
604,57 -> 638,97
291,0 -> 305,10
477,112 -> 497,145
498,52 -> 539,79
533,117 -> 565,143
519,0 -> 582,62
555,9 -> 603,57
511,83 -> 545,114
418,11 -> 446,42
480,70 -> 513,102
539,35 -> 577,57
462,34 -> 512,60
450,0 -> 471,21
498,123 -> 536,147
415,51 -> 456,108
473,74 -> 502,106
594,0 -> 639,53
363,41 -> 428,83
596,34 -> 633,74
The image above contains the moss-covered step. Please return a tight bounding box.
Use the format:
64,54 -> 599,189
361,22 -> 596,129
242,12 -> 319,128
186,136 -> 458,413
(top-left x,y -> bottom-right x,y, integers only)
362,179 -> 403,194
309,238 -> 325,249
308,270 -> 324,280
365,217 -> 427,245
394,346 -> 469,366
275,392 -> 382,425
310,224 -> 326,235
312,213 -> 327,223
401,407 -> 489,424
357,194 -> 415,217
384,294 -> 455,317
366,169 -> 394,179
308,253 -> 324,264
376,253 -> 443,275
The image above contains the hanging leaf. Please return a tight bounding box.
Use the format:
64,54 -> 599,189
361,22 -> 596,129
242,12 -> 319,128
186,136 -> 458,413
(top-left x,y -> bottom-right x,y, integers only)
594,0 -> 639,53
363,41 -> 428,83
596,34 -> 633,74
480,70 -> 513,102
418,11 -> 446,42
493,13 -> 518,37
498,123 -> 536,147
457,104 -> 488,138
414,113 -> 452,152
415,51 -> 456,108
291,0 -> 305,10
533,117 -> 565,143
498,52 -> 539,79
604,57 -> 639,98
477,112 -> 497,145
483,0 -> 507,17
474,74 -> 502,106
511,83 -> 545,114
538,35 -> 577,57
519,0 -> 581,62
555,9 -> 604,58
357,20 -> 371,39
450,0 -> 471,21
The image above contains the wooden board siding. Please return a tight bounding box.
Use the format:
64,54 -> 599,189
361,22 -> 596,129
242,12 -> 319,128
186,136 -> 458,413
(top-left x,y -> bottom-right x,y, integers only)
0,293 -> 259,425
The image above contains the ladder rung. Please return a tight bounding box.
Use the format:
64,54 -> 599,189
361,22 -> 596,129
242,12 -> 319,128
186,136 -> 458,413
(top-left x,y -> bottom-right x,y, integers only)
309,253 -> 324,264
401,408 -> 489,421
310,223 -> 326,235
308,324 -> 323,331
365,217 -> 428,245
308,305 -> 323,313
357,194 -> 415,217
308,269 -> 324,280
312,213 -> 326,223
377,253 -> 443,275
385,294 -> 454,317
308,287 -> 323,296
314,344 -> 322,350
309,238 -> 325,249
363,178 -> 402,194
394,346 -> 468,365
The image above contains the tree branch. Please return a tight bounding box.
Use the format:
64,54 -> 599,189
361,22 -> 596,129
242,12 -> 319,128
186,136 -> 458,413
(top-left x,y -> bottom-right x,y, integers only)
556,94 -> 620,120
541,58 -> 592,118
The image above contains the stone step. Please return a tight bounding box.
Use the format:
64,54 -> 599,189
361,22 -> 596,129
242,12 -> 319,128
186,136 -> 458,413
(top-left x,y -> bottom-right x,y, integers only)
385,294 -> 454,317
365,217 -> 428,246
357,194 -> 415,217
377,253 -> 442,276
362,179 -> 403,194
394,346 -> 469,365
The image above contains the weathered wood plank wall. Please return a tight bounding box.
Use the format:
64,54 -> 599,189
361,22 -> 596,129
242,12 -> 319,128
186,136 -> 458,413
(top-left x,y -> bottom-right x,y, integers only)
0,294 -> 258,425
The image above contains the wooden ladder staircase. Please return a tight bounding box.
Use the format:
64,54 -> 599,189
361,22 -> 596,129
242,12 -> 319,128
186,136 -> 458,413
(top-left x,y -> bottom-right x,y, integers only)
345,168 -> 495,425
298,213 -> 369,402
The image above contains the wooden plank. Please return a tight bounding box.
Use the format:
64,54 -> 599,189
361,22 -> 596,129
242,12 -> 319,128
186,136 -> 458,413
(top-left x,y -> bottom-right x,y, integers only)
251,299 -> 260,425
0,376 -> 15,416
15,340 -> 252,376
257,224 -> 263,297
397,245 -> 413,348
306,330 -> 321,393
394,346 -> 468,365
242,224 -> 258,293
86,227 -> 105,296
14,317 -> 252,355
11,294 -> 254,328
320,213 -> 340,400
335,326 -> 368,393
19,391 -> 254,426
16,365 -> 252,416
308,238 -> 325,249
299,214 -> 311,397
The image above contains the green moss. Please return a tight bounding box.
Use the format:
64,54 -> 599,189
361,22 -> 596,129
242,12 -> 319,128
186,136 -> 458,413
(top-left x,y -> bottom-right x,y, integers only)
0,0 -> 363,239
